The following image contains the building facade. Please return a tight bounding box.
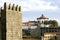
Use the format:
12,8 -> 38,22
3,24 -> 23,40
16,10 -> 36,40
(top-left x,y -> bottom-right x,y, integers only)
22,14 -> 60,40
37,14 -> 49,27
0,2 -> 22,40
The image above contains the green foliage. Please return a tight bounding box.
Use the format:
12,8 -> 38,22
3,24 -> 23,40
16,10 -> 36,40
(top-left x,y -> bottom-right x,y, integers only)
44,21 -> 49,25
51,20 -> 58,27
44,20 -> 58,27
49,20 -> 53,24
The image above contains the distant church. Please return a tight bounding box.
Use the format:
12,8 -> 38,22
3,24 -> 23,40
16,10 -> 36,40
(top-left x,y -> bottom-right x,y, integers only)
22,14 -> 49,29
22,14 -> 60,40
37,14 -> 49,27
0,2 -> 22,40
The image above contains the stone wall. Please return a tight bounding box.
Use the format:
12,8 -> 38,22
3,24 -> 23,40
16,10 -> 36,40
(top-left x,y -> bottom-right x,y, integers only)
43,33 -> 56,40
1,2 -> 22,40
23,38 -> 40,40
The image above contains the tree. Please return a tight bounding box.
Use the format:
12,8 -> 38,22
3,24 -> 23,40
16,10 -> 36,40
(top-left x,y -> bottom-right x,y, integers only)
44,21 -> 49,25
51,20 -> 58,27
49,20 -> 52,24
44,20 -> 58,27
49,20 -> 58,27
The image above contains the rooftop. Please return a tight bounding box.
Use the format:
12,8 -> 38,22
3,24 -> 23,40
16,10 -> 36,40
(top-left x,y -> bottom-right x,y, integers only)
37,14 -> 49,19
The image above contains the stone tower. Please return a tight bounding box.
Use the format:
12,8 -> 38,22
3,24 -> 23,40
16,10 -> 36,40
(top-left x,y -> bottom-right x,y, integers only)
0,2 -> 22,40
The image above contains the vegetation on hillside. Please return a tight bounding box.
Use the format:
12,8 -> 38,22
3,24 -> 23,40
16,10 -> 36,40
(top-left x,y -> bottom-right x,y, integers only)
44,20 -> 58,27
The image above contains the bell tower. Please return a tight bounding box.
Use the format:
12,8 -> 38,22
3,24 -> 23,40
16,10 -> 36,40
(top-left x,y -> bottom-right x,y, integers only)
37,14 -> 49,27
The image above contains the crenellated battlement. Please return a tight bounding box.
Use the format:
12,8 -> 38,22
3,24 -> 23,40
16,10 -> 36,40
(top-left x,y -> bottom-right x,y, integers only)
0,2 -> 22,40
4,2 -> 21,11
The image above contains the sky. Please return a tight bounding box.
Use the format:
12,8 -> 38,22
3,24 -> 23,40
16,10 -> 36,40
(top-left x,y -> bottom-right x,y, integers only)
0,0 -> 60,25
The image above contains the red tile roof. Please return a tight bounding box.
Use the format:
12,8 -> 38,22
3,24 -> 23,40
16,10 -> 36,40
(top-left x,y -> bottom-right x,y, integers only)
22,22 -> 28,26
37,14 -> 49,19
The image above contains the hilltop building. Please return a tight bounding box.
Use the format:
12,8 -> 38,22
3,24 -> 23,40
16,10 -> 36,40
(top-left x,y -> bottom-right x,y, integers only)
22,14 -> 49,29
22,21 -> 37,29
22,14 -> 60,40
0,2 -> 22,40
37,14 -> 49,27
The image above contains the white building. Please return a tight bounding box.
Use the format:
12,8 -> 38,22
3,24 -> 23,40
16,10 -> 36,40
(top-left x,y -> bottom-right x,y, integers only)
37,14 -> 49,27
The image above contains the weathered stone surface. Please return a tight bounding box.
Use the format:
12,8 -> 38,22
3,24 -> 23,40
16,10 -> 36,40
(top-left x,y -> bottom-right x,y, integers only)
0,2 -> 22,40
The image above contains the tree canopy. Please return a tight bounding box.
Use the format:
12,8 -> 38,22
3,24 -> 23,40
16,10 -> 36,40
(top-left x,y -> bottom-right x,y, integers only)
44,20 -> 58,27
